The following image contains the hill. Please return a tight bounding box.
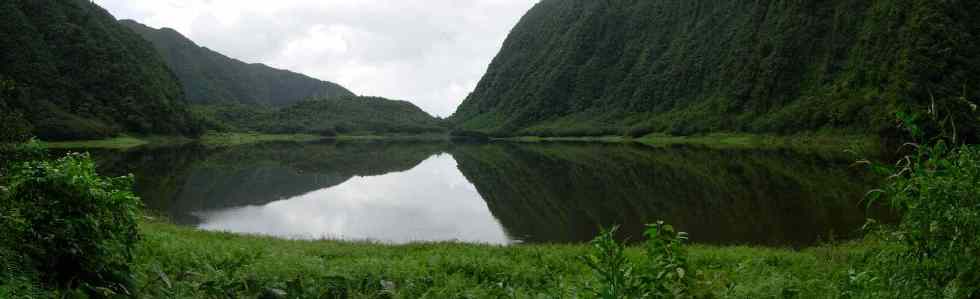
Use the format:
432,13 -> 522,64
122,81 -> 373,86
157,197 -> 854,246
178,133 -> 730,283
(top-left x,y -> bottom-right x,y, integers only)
0,0 -> 200,140
451,0 -> 980,139
195,96 -> 446,135
120,20 -> 355,107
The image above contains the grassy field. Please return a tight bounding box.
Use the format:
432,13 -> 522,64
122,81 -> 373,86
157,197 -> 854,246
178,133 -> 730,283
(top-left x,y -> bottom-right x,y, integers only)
133,220 -> 879,298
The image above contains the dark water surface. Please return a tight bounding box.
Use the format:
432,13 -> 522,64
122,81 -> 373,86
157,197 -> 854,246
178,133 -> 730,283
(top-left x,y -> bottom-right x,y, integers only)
84,140 -> 890,247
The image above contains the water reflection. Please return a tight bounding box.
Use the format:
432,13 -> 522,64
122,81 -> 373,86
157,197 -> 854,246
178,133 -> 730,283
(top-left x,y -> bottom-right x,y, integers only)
87,140 -> 890,247
194,154 -> 510,244
450,142 -> 891,247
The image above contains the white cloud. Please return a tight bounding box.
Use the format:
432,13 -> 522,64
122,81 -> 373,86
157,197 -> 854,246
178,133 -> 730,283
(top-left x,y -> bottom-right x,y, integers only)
94,0 -> 539,117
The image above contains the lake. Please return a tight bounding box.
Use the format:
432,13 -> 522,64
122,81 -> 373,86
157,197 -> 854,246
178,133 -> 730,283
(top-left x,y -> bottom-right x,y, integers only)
84,140 -> 890,247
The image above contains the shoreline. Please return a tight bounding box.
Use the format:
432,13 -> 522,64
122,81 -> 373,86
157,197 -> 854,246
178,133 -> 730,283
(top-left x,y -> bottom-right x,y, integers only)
41,131 -> 881,153
135,219 -> 880,297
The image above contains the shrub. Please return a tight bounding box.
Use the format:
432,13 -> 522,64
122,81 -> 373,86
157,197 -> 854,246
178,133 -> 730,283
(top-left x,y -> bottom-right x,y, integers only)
642,221 -> 698,298
0,139 -> 46,172
865,143 -> 980,298
2,153 -> 142,295
582,223 -> 707,298
857,108 -> 980,298
581,227 -> 643,299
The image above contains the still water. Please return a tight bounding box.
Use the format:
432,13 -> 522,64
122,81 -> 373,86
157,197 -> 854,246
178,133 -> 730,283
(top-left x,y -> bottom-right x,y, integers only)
87,140 -> 889,247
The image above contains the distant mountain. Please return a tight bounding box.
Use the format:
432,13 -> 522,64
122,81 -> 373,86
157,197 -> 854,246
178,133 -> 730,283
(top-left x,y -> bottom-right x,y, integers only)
195,96 -> 446,135
120,20 -> 355,107
0,0 -> 200,140
452,0 -> 980,139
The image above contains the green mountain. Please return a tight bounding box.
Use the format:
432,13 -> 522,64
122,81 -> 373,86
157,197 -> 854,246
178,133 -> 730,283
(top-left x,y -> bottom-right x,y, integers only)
120,20 -> 355,107
0,0 -> 200,140
195,96 -> 446,135
452,0 -> 980,139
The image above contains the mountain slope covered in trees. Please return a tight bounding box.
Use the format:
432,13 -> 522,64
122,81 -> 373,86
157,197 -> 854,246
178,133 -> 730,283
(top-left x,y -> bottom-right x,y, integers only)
0,0 -> 200,140
195,96 -> 446,135
120,20 -> 355,107
452,0 -> 980,139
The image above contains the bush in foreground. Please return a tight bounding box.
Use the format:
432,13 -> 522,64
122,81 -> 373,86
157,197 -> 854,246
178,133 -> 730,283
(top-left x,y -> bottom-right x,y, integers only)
583,223 -> 709,298
1,153 -> 142,296
855,143 -> 980,298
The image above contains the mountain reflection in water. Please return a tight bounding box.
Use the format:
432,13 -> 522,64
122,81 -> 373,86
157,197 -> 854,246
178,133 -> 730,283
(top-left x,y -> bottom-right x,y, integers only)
87,140 -> 890,247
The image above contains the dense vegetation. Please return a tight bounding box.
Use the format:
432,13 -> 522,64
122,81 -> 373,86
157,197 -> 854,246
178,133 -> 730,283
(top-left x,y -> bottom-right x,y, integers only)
0,0 -> 201,141
451,0 -> 980,140
1,143 -> 141,297
194,96 -> 447,135
121,20 -> 355,107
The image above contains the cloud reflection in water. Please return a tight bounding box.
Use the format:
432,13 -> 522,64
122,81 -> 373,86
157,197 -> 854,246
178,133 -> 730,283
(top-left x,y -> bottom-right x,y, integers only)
194,154 -> 512,244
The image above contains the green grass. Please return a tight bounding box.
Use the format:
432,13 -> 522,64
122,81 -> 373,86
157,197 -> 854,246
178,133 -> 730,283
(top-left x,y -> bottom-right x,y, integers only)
496,132 -> 880,157
38,133 -> 453,151
635,133 -> 879,152
499,136 -> 628,143
333,133 -> 451,141
133,220 -> 879,298
41,136 -> 153,150
196,132 -> 326,147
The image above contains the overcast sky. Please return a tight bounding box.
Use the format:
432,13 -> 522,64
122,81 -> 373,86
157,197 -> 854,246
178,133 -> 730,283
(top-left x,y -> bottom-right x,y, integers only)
93,0 -> 539,117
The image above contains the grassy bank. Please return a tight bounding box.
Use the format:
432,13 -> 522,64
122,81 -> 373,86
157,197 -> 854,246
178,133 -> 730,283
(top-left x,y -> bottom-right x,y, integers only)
39,133 -> 453,151
197,133 -> 326,147
41,136 -> 155,150
135,220 -> 876,298
42,133 -> 324,150
636,133 -> 880,153
498,132 -> 880,156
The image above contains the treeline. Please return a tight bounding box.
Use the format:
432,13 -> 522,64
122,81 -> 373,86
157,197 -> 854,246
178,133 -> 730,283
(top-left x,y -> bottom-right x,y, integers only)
120,20 -> 355,107
0,0 -> 201,141
451,0 -> 980,141
195,96 -> 446,136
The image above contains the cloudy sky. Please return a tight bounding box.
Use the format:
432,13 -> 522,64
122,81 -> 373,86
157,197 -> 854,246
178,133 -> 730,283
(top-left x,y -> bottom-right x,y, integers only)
93,0 -> 539,117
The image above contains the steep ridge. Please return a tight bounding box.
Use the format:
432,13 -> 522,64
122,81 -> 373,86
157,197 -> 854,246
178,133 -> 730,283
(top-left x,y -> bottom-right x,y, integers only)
0,0 -> 200,140
452,0 -> 980,139
120,20 -> 355,107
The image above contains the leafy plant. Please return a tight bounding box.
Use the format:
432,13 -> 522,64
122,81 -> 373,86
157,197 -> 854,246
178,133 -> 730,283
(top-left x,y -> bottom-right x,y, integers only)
642,221 -> 698,298
2,153 -> 142,296
581,227 -> 643,298
582,223 -> 708,298
858,107 -> 980,298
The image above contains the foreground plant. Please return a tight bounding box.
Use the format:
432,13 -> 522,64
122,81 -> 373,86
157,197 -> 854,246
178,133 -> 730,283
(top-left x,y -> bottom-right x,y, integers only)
583,223 -> 708,299
2,153 -> 142,296
854,107 -> 980,298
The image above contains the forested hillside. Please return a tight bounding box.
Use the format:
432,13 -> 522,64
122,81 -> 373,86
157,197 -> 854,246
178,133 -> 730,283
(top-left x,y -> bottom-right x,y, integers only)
0,0 -> 200,140
121,20 -> 355,107
195,96 -> 446,135
452,0 -> 980,139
